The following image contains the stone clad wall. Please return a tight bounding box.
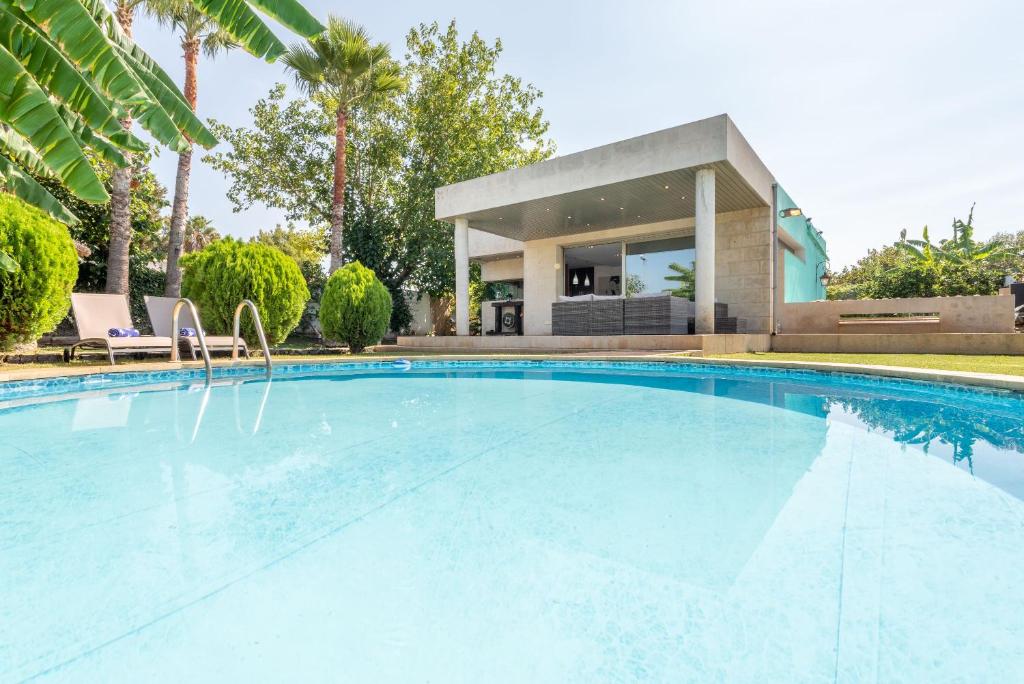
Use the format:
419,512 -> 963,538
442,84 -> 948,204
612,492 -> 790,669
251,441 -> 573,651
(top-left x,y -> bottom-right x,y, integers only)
713,207 -> 771,333
779,295 -> 1015,334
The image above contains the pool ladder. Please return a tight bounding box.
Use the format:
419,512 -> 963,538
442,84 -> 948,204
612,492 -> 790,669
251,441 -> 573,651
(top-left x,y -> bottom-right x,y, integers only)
169,298 -> 272,385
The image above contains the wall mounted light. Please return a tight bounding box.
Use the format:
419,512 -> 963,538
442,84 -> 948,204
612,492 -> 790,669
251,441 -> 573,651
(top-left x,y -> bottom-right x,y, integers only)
780,207 -> 803,218
817,260 -> 831,288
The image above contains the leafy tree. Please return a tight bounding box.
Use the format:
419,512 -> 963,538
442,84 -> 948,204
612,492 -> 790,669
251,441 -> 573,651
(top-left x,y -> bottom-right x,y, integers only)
205,85 -> 334,225
207,20 -> 554,331
146,0 -> 238,297
625,274 -> 646,298
398,21 -> 554,298
252,224 -> 328,265
832,207 -> 1019,300
282,16 -> 406,273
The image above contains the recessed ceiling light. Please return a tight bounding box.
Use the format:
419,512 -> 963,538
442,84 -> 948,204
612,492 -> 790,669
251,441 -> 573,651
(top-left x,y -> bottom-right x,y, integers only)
567,215 -> 572,219
599,197 -> 605,201
546,208 -> 550,212
619,207 -> 624,210
680,196 -> 686,200
664,185 -> 669,190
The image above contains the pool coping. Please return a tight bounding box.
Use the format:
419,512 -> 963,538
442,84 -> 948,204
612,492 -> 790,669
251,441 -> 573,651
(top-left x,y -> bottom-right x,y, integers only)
2,352 -> 1023,393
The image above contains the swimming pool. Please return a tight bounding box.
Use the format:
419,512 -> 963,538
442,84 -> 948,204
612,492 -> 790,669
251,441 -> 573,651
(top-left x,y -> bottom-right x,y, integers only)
2,360 -> 1023,682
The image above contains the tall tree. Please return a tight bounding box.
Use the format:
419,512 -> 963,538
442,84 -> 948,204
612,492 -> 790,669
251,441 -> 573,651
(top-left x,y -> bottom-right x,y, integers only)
145,0 -> 237,296
104,0 -> 147,295
281,16 -> 405,272
181,214 -> 220,252
207,21 -> 554,330
397,21 -> 554,298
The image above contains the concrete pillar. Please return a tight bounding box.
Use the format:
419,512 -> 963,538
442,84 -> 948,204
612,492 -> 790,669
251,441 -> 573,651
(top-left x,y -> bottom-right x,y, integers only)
454,218 -> 470,336
695,168 -> 716,334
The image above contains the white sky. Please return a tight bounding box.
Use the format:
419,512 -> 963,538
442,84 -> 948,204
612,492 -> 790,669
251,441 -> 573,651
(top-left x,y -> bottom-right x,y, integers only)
131,0 -> 1024,267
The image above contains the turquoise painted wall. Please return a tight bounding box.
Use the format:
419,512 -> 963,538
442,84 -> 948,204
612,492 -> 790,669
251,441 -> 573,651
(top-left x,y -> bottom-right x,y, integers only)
777,185 -> 828,302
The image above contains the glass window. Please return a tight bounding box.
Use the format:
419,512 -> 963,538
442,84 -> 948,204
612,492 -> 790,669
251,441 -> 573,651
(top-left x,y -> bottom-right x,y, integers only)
625,236 -> 696,299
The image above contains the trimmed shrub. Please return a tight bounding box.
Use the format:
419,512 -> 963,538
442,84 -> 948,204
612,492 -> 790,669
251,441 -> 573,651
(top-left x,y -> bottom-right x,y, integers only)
0,195 -> 78,351
320,261 -> 392,352
180,239 -> 309,344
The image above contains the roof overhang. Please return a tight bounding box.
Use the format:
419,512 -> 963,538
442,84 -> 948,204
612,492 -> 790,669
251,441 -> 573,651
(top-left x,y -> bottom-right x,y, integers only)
435,114 -> 775,241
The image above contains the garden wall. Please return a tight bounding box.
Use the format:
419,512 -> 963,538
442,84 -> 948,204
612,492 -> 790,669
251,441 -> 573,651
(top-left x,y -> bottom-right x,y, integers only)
778,294 -> 1015,334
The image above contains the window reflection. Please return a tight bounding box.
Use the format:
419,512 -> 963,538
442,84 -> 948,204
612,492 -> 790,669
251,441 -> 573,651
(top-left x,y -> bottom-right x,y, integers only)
625,237 -> 696,299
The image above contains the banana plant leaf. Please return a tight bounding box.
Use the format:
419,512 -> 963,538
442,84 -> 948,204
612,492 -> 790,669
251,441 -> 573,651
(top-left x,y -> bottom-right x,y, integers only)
0,156 -> 80,225
190,0 -> 290,61
7,0 -> 153,110
80,0 -> 217,148
55,103 -> 129,169
245,0 -> 325,38
0,6 -> 145,152
0,45 -> 107,202
117,46 -> 218,148
0,124 -> 55,179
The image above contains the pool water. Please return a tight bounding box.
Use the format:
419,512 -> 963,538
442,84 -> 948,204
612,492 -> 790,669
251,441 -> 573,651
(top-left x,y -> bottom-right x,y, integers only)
2,363 -> 1023,682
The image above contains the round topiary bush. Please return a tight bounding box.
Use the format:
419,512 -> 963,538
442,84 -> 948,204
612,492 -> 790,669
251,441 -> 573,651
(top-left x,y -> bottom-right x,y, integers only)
180,239 -> 309,344
0,195 -> 78,351
319,261 -> 392,352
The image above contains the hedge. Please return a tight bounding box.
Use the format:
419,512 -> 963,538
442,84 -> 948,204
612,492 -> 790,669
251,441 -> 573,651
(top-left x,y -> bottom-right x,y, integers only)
180,239 -> 309,344
0,195 -> 78,350
319,261 -> 392,352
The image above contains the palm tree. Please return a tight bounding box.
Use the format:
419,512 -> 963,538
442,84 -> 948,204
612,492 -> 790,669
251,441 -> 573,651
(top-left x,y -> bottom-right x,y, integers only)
282,16 -> 406,272
105,0 -> 147,296
146,0 -> 238,296
664,262 -> 696,299
182,215 -> 221,252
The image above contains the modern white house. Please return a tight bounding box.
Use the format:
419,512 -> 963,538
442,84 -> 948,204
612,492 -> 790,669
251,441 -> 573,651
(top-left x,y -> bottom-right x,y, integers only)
401,114 -> 828,351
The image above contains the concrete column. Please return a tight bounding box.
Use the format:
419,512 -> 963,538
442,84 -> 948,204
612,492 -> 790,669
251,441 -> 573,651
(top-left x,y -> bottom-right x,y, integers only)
454,218 -> 470,336
695,167 -> 716,334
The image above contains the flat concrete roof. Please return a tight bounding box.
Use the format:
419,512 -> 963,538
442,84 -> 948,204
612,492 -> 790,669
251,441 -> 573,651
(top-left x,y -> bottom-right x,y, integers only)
435,114 -> 775,241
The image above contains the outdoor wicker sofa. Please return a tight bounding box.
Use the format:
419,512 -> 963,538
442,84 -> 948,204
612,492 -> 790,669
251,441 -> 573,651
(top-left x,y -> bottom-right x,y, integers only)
553,293 -> 739,335
552,295 -> 625,335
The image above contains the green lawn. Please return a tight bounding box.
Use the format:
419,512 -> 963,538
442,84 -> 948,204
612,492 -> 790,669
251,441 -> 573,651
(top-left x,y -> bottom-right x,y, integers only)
708,352 -> 1024,377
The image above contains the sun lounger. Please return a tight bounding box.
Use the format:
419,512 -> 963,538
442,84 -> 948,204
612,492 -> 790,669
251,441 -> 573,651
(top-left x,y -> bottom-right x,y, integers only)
144,296 -> 248,358
67,293 -> 174,364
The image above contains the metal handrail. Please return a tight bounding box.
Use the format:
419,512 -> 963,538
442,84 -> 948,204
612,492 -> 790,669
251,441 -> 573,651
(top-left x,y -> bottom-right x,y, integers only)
170,298 -> 212,385
232,299 -> 272,378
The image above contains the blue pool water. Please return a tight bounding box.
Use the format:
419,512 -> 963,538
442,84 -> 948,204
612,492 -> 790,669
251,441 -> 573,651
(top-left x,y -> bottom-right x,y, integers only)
2,361 -> 1023,682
